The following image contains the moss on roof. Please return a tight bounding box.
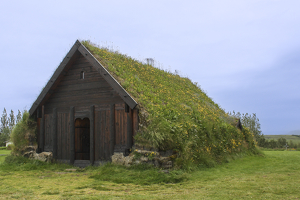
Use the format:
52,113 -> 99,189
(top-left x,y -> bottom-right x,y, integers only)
82,41 -> 258,168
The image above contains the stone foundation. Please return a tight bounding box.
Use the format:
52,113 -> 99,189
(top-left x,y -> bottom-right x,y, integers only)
112,148 -> 176,169
22,146 -> 53,163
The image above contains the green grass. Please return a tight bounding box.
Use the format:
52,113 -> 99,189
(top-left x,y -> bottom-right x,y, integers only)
81,41 -> 257,168
265,134 -> 300,142
0,149 -> 11,163
0,151 -> 299,199
90,163 -> 188,185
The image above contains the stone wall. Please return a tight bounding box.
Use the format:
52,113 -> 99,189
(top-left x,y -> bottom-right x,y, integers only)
112,148 -> 176,169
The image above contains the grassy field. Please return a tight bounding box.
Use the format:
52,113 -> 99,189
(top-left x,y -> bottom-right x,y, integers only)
0,149 -> 11,163
0,150 -> 299,199
264,134 -> 300,142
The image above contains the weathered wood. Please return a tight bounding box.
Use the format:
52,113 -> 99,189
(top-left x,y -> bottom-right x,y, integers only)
55,112 -> 70,160
110,104 -> 115,158
52,108 -> 57,159
105,110 -> 110,160
125,104 -> 129,113
40,105 -> 45,152
70,109 -> 75,164
90,105 -> 94,165
127,109 -> 133,149
70,107 -> 75,164
78,45 -> 137,109
44,114 -> 52,151
37,106 -> 42,118
29,41 -> 81,116
57,113 -> 61,159
30,41 -> 138,117
132,108 -> 139,139
29,40 -> 140,165
75,118 -> 90,160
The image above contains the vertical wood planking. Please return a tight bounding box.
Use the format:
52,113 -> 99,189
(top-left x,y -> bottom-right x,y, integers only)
44,114 -> 52,150
115,110 -> 119,145
127,108 -> 133,149
70,107 -> 75,164
105,110 -> 110,160
90,105 -> 95,165
100,111 -> 104,160
94,111 -> 99,161
102,110 -> 107,160
37,118 -> 41,152
57,113 -> 61,159
62,113 -> 65,159
110,104 -> 115,158
52,108 -> 57,159
124,109 -> 127,145
40,106 -> 45,151
120,110 -> 123,145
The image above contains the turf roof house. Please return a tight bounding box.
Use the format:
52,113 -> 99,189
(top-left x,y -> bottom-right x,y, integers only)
29,40 -> 139,166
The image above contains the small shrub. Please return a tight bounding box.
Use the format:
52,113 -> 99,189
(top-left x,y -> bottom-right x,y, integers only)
10,111 -> 37,155
6,144 -> 13,150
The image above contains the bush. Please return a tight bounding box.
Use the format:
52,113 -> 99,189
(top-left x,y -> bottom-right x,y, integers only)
6,144 -> 13,150
10,111 -> 37,155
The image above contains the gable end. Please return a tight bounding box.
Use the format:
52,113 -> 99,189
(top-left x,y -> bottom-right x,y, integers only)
29,40 -> 138,116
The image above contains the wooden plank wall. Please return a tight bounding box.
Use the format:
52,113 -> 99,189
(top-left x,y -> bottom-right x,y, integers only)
44,55 -> 124,115
115,103 -> 128,149
56,112 -> 70,160
36,118 -> 41,152
40,54 -> 140,162
95,105 -> 111,161
44,114 -> 53,151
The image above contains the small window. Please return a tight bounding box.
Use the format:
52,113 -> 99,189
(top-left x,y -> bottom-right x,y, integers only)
80,71 -> 85,79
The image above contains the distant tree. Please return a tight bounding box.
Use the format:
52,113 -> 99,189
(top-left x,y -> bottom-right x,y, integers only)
269,139 -> 278,148
0,108 -> 10,146
9,109 -> 15,133
16,110 -> 22,124
257,136 -> 267,147
277,137 -> 287,148
230,111 -> 263,140
0,108 -> 8,132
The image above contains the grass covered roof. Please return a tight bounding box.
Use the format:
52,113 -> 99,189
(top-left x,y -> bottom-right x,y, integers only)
82,41 -> 257,168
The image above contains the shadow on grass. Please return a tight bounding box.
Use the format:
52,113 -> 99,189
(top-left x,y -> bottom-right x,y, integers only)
0,155 -> 72,171
90,163 -> 189,185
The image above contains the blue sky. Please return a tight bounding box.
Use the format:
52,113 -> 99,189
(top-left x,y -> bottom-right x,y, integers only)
1,0 -> 299,135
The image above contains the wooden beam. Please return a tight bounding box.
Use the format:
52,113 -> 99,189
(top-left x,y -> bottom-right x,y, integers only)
127,109 -> 133,149
110,104 -> 115,157
52,108 -> 57,159
70,107 -> 75,165
37,106 -> 42,118
39,105 -> 45,152
78,45 -> 138,109
90,105 -> 95,165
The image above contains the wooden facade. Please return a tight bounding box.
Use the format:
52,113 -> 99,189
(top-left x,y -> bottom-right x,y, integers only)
30,40 -> 139,165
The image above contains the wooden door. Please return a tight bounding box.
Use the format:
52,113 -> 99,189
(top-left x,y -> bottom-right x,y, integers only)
75,118 -> 90,160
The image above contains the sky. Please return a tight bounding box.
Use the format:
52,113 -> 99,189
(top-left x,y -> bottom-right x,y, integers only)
0,0 -> 299,135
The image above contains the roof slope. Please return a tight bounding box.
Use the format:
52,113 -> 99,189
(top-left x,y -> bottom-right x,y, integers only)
82,41 -> 257,166
29,40 -> 137,116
